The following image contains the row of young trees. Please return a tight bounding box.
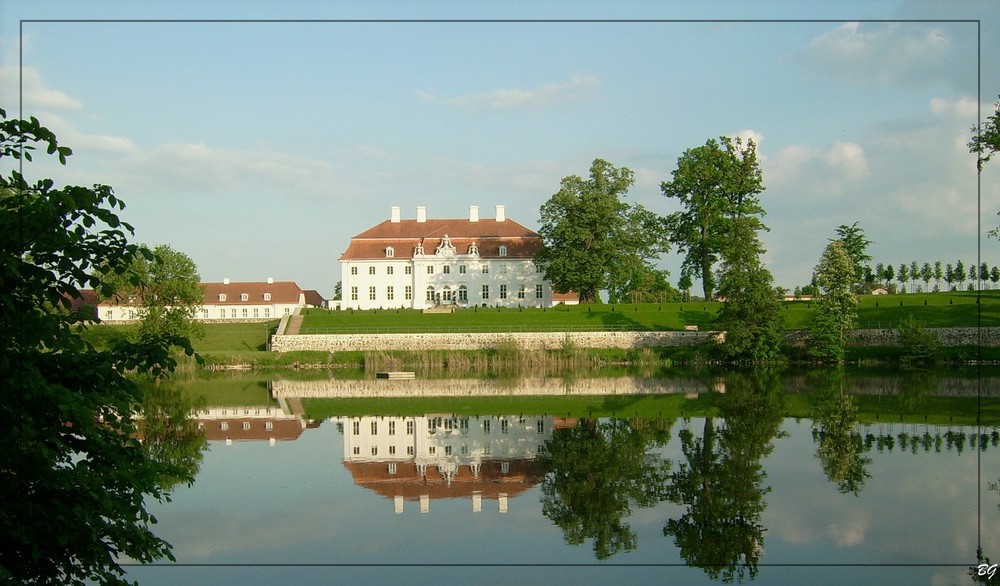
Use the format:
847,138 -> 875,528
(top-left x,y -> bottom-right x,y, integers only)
867,260 -> 1000,292
537,136 -> 782,361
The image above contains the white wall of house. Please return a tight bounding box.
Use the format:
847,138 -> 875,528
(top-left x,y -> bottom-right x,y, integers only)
340,254 -> 553,310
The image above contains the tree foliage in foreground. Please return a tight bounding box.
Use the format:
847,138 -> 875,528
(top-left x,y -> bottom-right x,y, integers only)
970,95 -> 1000,238
0,108 -> 199,585
536,158 -> 669,303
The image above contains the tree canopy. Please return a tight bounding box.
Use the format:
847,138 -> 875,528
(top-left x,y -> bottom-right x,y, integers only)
98,242 -> 204,341
809,239 -> 858,363
0,108 -> 199,585
535,158 -> 669,303
661,136 -> 766,300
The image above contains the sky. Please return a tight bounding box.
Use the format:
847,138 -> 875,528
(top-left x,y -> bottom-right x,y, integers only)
1,0 -> 999,297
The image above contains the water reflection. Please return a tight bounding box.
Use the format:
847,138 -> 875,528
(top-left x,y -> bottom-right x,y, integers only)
136,381 -> 208,491
335,414 -> 552,513
128,370 -> 1000,585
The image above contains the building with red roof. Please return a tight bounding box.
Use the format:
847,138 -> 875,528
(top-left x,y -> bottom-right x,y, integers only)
339,205 -> 556,309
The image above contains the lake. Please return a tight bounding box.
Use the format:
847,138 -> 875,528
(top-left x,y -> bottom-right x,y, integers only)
123,369 -> 1000,585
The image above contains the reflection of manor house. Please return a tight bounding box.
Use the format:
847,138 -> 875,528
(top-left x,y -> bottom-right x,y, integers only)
197,404 -> 310,445
337,415 -> 571,513
339,205 -> 557,310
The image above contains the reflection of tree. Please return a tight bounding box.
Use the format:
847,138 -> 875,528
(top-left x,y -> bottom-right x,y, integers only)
137,380 -> 208,492
538,418 -> 672,560
810,370 -> 871,495
664,371 -> 784,582
896,369 -> 937,412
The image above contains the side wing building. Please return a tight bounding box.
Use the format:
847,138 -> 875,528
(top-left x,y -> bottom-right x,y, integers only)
339,205 -> 556,310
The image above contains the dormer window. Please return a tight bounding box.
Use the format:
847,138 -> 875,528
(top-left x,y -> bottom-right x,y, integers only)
263,293 -> 271,301
240,293 -> 249,301
414,243 -> 424,256
218,294 -> 227,301
385,246 -> 394,258
468,242 -> 479,255
499,245 -> 508,257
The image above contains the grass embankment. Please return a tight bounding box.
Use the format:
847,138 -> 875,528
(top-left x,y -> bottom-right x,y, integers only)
80,290 -> 1000,368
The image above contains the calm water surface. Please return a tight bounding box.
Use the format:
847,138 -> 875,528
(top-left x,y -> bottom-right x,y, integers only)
124,372 -> 1000,585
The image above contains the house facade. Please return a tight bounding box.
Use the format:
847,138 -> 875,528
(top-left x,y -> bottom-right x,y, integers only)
339,205 -> 555,310
78,278 -> 324,323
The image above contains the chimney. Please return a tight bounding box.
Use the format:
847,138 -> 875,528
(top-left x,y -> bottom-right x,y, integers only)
416,206 -> 426,223
469,205 -> 479,222
390,206 -> 401,223
223,277 -> 230,285
267,277 -> 274,284
495,204 -> 506,222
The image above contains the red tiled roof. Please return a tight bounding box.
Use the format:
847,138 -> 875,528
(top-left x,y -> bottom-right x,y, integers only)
341,218 -> 541,261
200,417 -> 305,442
343,460 -> 543,500
201,281 -> 304,305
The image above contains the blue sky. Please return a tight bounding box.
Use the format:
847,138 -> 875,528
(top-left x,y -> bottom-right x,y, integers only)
2,0 -> 999,296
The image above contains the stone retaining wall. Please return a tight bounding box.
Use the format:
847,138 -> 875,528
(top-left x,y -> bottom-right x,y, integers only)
269,327 -> 1000,353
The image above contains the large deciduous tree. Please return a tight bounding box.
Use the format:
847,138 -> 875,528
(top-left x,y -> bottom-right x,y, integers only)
833,222 -> 872,292
662,136 -> 765,300
970,95 -> 1000,237
98,243 -> 203,341
0,108 -> 199,585
536,158 -> 668,303
808,240 -> 858,363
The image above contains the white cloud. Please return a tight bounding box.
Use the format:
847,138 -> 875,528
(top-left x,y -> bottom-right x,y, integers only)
416,73 -> 600,111
0,66 -> 83,111
798,22 -> 960,89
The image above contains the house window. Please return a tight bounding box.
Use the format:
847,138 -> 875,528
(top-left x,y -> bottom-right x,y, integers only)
369,266 -> 376,275
218,294 -> 227,301
389,421 -> 396,435
501,264 -> 508,274
442,288 -> 453,302
445,446 -> 452,456
517,286 -> 525,299
264,308 -> 270,317
405,266 -> 412,275
501,419 -> 509,434
426,286 -> 435,302
443,265 -> 451,274
220,422 -> 229,431
482,285 -> 489,300
369,286 -> 376,300
353,421 -> 360,435
405,286 -> 412,300
387,286 -> 394,300
264,293 -> 271,301
219,309 -> 226,318
406,420 -> 414,435
202,309 -> 208,319
242,422 -> 251,430
386,246 -> 394,258
483,420 -> 491,434
482,265 -> 489,274
459,265 -> 467,274
499,245 -> 508,257
353,446 -> 360,455
427,265 -> 434,274
371,446 -> 378,456
265,421 -> 273,431
407,445 -> 414,455
458,286 -> 468,302
230,309 -> 236,318
429,446 -> 436,455
240,293 -> 249,301
501,462 -> 510,474
351,266 -> 357,275
388,462 -> 397,475
351,286 -> 358,301
242,308 -> 248,318
500,285 -> 507,299
389,445 -> 396,455
371,421 -> 378,435
537,420 -> 544,433
536,284 -> 543,299
253,308 -> 259,318
387,266 -> 394,275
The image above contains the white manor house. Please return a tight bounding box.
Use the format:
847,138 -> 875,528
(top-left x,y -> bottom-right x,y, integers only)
339,205 -> 566,310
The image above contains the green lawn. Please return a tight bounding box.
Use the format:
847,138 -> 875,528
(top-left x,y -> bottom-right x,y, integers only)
299,290 -> 1000,333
